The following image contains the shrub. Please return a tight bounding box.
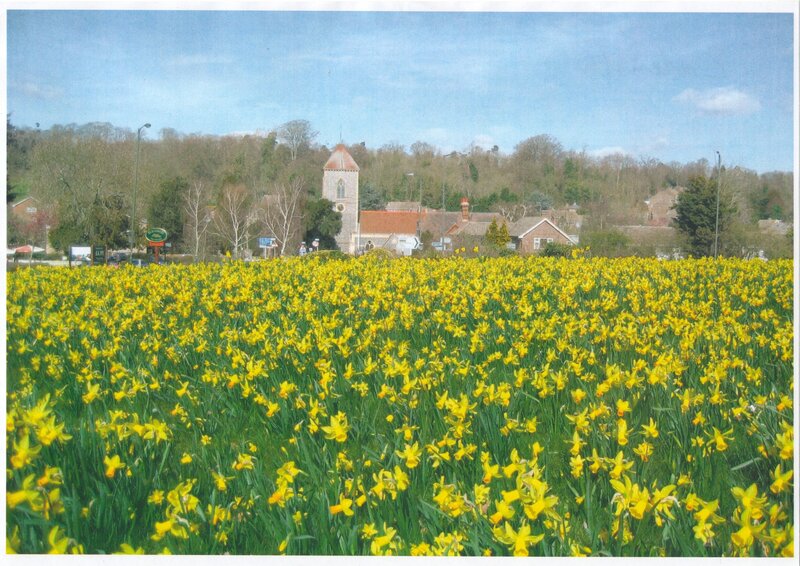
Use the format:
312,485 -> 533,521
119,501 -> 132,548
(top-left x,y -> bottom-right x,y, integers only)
541,242 -> 573,257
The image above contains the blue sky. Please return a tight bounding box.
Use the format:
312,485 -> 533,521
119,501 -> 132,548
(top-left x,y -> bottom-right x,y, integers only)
6,8 -> 796,172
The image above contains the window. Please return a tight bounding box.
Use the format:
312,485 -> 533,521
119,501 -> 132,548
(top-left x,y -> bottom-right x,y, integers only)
26,207 -> 37,214
336,179 -> 345,199
534,238 -> 541,250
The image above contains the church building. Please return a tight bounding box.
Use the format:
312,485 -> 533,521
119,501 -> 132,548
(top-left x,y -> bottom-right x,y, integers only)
322,144 -> 360,254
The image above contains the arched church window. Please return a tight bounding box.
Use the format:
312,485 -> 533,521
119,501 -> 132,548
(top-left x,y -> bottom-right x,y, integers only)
337,179 -> 345,199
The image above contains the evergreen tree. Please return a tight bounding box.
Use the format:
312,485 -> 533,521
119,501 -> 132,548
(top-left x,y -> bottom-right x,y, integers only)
485,218 -> 511,248
304,198 -> 342,250
148,176 -> 188,248
359,182 -> 386,211
88,194 -> 130,250
673,174 -> 736,257
485,218 -> 499,245
497,221 -> 511,247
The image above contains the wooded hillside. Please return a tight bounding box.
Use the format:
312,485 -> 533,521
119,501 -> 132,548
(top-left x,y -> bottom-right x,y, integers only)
7,118 -> 793,256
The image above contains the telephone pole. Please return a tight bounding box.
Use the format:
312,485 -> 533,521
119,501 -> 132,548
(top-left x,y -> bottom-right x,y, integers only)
713,151 -> 721,258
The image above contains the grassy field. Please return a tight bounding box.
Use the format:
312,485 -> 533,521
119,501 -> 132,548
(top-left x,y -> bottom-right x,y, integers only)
5,256 -> 794,556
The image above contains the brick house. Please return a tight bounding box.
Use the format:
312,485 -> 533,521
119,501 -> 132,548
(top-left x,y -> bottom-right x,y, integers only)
509,216 -> 576,253
356,197 -> 574,255
9,196 -> 41,223
644,187 -> 684,226
8,196 -> 56,252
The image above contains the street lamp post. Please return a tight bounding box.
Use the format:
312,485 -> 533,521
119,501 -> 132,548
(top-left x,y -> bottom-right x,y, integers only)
131,123 -> 151,253
713,151 -> 721,258
441,182 -> 446,252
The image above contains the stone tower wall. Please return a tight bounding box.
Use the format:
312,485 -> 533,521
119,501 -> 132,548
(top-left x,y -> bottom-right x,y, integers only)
322,169 -> 359,253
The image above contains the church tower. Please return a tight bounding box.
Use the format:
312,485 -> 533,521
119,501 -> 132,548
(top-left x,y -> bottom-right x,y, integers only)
322,144 -> 360,254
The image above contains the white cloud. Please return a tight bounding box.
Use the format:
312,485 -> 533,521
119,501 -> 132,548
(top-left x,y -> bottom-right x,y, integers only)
10,80 -> 63,100
675,87 -> 761,115
588,146 -> 631,159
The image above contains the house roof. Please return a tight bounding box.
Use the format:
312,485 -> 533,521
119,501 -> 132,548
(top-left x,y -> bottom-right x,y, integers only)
418,210 -> 461,235
360,211 -> 419,235
386,201 -> 421,211
324,144 -> 360,171
508,216 -> 546,237
470,212 -> 503,223
451,221 -> 493,236
510,216 -> 577,244
11,196 -> 38,208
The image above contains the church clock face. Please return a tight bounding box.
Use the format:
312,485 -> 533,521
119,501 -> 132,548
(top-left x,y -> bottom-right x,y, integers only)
336,203 -> 345,212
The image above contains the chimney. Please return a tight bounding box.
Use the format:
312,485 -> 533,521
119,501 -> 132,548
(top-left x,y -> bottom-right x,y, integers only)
460,197 -> 470,221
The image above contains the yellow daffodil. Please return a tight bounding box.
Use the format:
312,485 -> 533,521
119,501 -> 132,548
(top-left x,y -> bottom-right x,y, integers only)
329,495 -> 355,516
770,464 -> 793,494
321,412 -> 350,443
103,454 -> 126,478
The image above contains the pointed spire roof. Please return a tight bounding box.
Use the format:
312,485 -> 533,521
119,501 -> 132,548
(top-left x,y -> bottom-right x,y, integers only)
324,144 -> 360,171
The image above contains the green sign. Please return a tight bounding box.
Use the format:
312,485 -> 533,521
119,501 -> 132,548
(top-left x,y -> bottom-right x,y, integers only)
145,228 -> 168,243
92,245 -> 106,265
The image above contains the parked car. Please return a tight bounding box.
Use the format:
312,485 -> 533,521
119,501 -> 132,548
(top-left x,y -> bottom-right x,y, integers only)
131,259 -> 152,267
107,252 -> 130,266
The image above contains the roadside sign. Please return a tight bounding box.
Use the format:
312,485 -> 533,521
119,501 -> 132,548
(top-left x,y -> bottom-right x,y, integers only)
92,245 -> 106,265
258,237 -> 274,248
70,245 -> 91,260
146,228 -> 168,243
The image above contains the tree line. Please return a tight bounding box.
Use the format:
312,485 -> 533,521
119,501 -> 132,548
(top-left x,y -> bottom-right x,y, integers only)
6,117 -> 793,258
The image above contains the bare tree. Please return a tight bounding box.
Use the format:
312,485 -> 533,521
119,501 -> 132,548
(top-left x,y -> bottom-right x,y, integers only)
493,202 -> 531,223
259,177 -> 306,256
277,119 -> 318,161
213,183 -> 257,259
183,180 -> 212,262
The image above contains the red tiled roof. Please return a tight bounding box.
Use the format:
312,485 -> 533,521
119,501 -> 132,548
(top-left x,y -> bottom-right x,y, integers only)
324,144 -> 360,171
11,196 -> 38,208
360,211 -> 419,235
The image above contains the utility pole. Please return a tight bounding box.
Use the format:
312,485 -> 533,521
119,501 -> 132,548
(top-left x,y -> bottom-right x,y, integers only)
131,122 -> 151,253
441,182 -> 446,252
714,151 -> 721,258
